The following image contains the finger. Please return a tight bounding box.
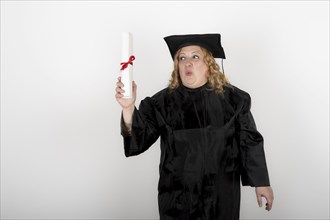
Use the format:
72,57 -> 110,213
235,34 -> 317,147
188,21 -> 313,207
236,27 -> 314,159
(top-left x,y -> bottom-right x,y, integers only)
116,80 -> 124,88
266,197 -> 273,211
115,83 -> 125,92
132,81 -> 137,92
265,202 -> 272,211
257,195 -> 262,207
116,86 -> 125,94
115,92 -> 123,99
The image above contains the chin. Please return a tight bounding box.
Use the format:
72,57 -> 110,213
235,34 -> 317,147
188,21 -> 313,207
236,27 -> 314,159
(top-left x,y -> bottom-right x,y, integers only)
183,82 -> 194,88
183,80 -> 196,87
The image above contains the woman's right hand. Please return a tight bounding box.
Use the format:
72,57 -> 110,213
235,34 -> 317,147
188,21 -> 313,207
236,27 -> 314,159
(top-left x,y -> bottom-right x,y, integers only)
115,77 -> 137,110
115,77 -> 137,129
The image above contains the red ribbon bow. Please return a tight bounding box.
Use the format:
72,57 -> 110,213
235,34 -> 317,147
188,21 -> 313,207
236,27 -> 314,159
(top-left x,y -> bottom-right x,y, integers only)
120,55 -> 135,71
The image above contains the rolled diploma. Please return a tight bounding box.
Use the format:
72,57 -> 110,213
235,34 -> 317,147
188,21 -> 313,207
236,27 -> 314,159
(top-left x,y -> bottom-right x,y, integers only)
121,32 -> 133,99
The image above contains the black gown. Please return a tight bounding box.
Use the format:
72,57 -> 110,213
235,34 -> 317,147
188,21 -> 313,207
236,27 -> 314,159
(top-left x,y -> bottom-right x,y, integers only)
121,84 -> 270,220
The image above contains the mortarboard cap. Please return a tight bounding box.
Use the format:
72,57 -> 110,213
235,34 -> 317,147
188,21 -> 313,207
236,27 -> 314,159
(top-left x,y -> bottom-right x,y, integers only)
164,33 -> 226,60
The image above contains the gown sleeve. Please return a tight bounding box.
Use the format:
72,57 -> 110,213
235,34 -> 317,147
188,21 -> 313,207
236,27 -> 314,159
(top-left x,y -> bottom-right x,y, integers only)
238,93 -> 270,187
120,97 -> 161,157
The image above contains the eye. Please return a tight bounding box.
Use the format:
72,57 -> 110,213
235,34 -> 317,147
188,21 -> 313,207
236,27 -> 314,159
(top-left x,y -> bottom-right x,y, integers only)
179,56 -> 186,61
193,55 -> 199,59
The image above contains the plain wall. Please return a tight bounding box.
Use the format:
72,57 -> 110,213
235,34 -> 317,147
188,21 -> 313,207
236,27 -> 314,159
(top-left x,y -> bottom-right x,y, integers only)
1,1 -> 329,219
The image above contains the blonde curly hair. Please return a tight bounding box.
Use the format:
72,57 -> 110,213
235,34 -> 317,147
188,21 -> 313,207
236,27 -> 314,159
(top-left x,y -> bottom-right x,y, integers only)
168,46 -> 230,94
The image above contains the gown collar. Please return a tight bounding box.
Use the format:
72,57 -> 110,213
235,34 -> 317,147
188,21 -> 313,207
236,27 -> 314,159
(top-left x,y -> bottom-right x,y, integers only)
180,83 -> 208,93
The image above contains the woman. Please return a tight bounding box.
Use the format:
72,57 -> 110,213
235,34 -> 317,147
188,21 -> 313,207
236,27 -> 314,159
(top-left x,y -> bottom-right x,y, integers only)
116,33 -> 274,220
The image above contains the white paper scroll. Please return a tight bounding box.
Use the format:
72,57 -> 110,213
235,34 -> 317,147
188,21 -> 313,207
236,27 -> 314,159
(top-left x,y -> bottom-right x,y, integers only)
121,32 -> 133,99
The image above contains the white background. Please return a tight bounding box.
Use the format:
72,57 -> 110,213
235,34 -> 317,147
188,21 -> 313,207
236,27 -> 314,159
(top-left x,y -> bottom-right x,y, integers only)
1,1 -> 329,219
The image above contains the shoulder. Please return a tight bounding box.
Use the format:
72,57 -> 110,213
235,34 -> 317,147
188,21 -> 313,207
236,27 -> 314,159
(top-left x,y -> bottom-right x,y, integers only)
138,87 -> 169,109
225,84 -> 251,99
151,87 -> 170,100
224,84 -> 252,110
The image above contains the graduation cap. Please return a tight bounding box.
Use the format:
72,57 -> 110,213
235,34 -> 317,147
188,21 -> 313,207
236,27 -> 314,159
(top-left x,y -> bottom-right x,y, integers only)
164,33 -> 226,60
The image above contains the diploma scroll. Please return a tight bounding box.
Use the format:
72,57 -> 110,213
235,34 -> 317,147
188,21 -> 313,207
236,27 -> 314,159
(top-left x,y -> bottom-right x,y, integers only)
120,32 -> 134,99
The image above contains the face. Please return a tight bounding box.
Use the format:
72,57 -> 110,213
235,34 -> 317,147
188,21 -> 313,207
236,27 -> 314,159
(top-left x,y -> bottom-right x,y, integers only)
178,45 -> 209,89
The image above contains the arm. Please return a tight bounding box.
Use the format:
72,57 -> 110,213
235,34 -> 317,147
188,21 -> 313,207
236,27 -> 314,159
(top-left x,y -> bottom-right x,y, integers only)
237,93 -> 274,210
116,77 -> 160,156
238,93 -> 270,186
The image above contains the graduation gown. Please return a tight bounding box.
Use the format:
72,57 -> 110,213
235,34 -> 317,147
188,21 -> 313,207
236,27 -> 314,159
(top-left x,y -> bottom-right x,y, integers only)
121,84 -> 270,220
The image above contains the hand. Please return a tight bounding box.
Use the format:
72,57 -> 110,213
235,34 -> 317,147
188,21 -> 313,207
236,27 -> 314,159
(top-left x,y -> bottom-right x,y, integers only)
115,77 -> 137,129
115,77 -> 137,110
255,186 -> 274,211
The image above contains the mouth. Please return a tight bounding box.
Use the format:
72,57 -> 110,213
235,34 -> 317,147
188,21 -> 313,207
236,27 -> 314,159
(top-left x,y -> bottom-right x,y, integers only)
185,71 -> 193,76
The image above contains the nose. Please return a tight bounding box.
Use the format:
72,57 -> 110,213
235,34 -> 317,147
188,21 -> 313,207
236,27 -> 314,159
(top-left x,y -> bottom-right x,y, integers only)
185,58 -> 193,67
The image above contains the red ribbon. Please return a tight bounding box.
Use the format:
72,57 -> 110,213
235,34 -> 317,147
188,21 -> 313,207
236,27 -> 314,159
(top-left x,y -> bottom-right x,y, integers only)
120,55 -> 135,71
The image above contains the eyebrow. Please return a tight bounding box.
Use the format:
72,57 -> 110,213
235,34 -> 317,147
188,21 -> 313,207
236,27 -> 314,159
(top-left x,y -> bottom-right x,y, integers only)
179,50 -> 201,55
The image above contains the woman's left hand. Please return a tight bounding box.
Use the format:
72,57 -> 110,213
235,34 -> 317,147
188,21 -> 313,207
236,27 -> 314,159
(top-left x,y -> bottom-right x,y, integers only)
255,186 -> 274,211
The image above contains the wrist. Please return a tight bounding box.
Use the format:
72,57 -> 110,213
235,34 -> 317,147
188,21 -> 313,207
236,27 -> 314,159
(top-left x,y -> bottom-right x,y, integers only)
122,106 -> 135,132
122,105 -> 135,113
